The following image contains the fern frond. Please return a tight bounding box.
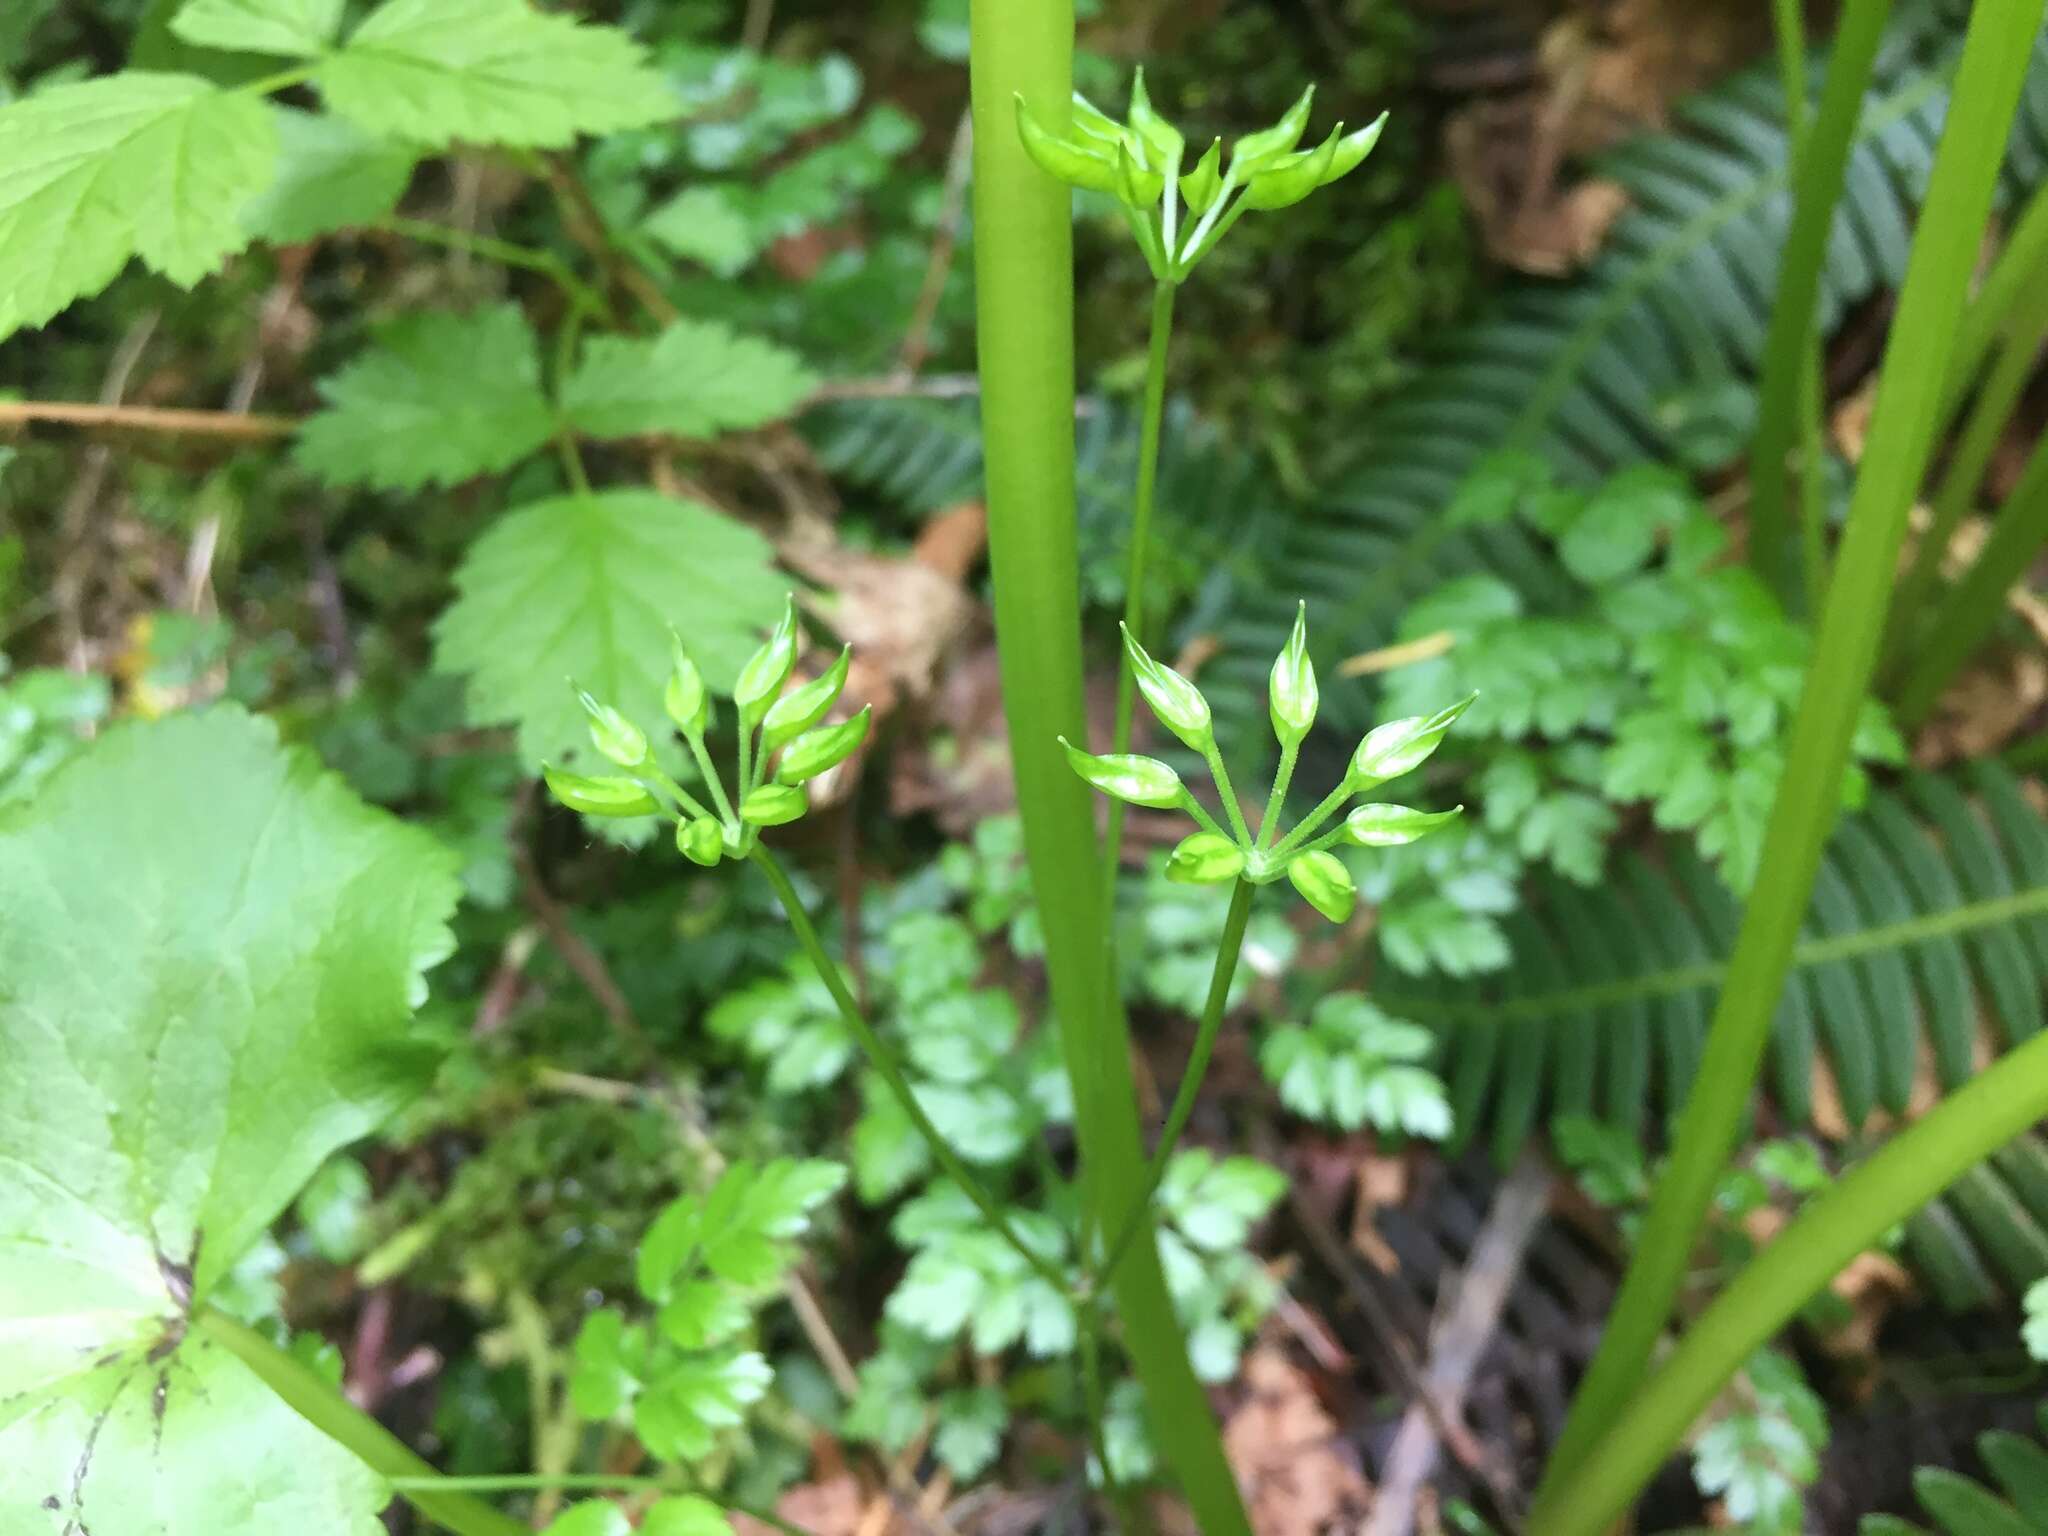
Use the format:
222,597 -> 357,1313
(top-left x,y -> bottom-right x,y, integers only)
1863,1404 -> 2048,1533
1207,0 -> 2048,745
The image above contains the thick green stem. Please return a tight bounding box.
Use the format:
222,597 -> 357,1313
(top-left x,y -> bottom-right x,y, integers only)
1894,431 -> 2048,726
1746,0 -> 1892,601
1102,280 -> 1180,900
195,1308 -> 528,1536
1770,0 -> 1832,613
1889,270 -> 2048,662
1533,0 -> 2046,1510
1943,177 -> 2048,419
968,8 -> 1252,1531
1097,877 -> 1254,1287
1530,1028 -> 2048,1535
749,844 -> 1070,1294
1255,740 -> 1300,850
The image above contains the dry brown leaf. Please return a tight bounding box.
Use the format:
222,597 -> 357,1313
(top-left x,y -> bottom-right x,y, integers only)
1224,1350 -> 1370,1536
734,1474 -> 867,1536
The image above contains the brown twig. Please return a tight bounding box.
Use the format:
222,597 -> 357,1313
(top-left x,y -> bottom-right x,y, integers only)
512,786 -> 655,1062
0,399 -> 298,439
898,111 -> 974,376
536,153 -> 678,327
52,313 -> 160,671
1364,1150 -> 1550,1536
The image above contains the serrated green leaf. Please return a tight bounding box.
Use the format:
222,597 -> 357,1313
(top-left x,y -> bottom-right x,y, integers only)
657,1279 -> 752,1350
0,707 -> 458,1532
643,1496 -> 737,1536
0,73 -> 277,339
633,1351 -> 771,1461
934,1387 -> 1008,1480
544,1503 -> 632,1536
563,320 -> 818,441
435,490 -> 786,769
242,107 -> 417,243
171,0 -> 343,57
295,304 -> 555,491
316,0 -> 675,149
643,186 -> 758,276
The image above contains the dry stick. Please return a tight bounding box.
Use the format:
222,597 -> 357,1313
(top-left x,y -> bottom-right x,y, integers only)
1285,1181 -> 1515,1516
1364,1149 -> 1551,1536
898,111 -> 975,376
0,399 -> 297,438
51,312 -> 160,671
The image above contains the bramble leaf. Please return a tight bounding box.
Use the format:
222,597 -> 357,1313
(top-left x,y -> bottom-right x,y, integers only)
0,74 -> 277,340
0,708 -> 460,1533
242,107 -> 418,243
171,0 -> 344,57
296,305 -> 555,490
315,0 -> 675,149
564,320 -> 819,440
435,490 -> 787,769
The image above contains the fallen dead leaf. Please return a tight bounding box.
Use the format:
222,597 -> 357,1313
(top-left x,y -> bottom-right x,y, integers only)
734,1474 -> 866,1536
1224,1349 -> 1371,1536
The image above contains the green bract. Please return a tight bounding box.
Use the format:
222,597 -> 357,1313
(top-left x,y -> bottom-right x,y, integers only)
1060,738 -> 1184,808
542,592 -> 865,859
1060,605 -> 1463,921
545,765 -> 661,818
1010,74 -> 1386,283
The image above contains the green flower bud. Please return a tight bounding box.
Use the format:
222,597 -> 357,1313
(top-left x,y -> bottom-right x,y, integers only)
740,783 -> 808,826
1268,601 -> 1317,749
665,631 -> 710,737
1345,803 -> 1464,847
1180,138 -> 1224,213
1230,83 -> 1314,176
577,689 -> 648,768
1286,848 -> 1356,924
1017,95 -> 1121,195
1128,67 -> 1184,162
775,706 -> 872,784
1059,736 -> 1183,808
677,817 -> 724,866
1243,121 -> 1342,210
544,765 -> 659,818
1325,112 -> 1388,184
1166,831 -> 1245,885
1070,91 -> 1126,150
1349,694 -> 1476,789
733,597 -> 802,727
762,646 -> 850,753
1122,623 -> 1212,752
1116,138 -> 1165,209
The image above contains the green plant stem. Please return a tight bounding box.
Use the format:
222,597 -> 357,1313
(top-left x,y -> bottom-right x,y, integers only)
195,1308 -> 529,1536
1533,0 -> 2046,1510
1530,1027 -> 2048,1535
1769,0 -> 1833,612
1256,740 -> 1300,851
1102,279 -> 1180,902
1943,177 -> 2048,418
1746,0 -> 1891,602
1096,876 -> 1255,1287
968,7 -> 1252,1531
748,843 -> 1070,1294
1889,270 -> 2048,663
1266,776 -> 1353,860
1895,431 -> 2048,726
381,216 -> 608,322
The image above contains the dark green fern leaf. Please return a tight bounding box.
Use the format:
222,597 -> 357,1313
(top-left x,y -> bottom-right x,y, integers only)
1376,762 -> 2048,1304
1863,1406 -> 2048,1534
806,393 -> 1289,622
1206,0 -> 2048,746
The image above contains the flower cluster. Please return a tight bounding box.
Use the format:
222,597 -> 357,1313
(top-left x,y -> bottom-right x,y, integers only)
1015,71 -> 1386,283
1062,606 -> 1469,922
543,596 -> 871,864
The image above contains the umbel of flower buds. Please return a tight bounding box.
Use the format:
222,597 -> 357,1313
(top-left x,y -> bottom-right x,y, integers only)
1015,69 -> 1388,283
1062,604 -> 1470,924
540,595 -> 872,866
